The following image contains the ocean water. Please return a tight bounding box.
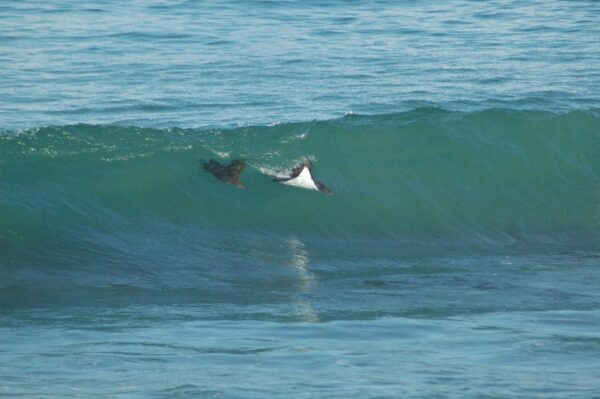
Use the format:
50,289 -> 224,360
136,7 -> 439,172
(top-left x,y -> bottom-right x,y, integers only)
1,1 -> 600,398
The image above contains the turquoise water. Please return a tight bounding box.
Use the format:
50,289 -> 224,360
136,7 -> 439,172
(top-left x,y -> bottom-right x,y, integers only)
1,1 -> 600,398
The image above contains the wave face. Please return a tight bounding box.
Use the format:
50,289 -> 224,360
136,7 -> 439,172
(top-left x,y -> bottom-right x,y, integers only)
2,108 -> 599,255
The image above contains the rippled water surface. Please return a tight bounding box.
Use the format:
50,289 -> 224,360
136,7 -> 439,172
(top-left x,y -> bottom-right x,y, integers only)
1,0 -> 599,129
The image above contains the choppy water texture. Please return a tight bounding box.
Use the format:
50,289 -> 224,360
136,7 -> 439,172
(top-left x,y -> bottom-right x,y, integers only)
1,0 -> 600,129
1,1 -> 600,398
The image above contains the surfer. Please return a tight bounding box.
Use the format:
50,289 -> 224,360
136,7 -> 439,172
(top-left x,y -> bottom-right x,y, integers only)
272,160 -> 333,195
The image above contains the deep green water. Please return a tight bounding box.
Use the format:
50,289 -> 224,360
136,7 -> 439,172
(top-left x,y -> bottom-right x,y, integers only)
2,109 -> 599,248
1,0 -> 600,398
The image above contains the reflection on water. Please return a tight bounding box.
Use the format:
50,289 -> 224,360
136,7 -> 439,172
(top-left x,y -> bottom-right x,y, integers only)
286,236 -> 318,322
244,234 -> 319,322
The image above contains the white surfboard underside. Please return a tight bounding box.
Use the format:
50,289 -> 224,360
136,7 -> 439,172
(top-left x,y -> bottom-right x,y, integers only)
281,167 -> 318,190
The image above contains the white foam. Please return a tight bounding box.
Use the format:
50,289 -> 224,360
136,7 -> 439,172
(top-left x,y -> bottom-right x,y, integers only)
213,150 -> 230,159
